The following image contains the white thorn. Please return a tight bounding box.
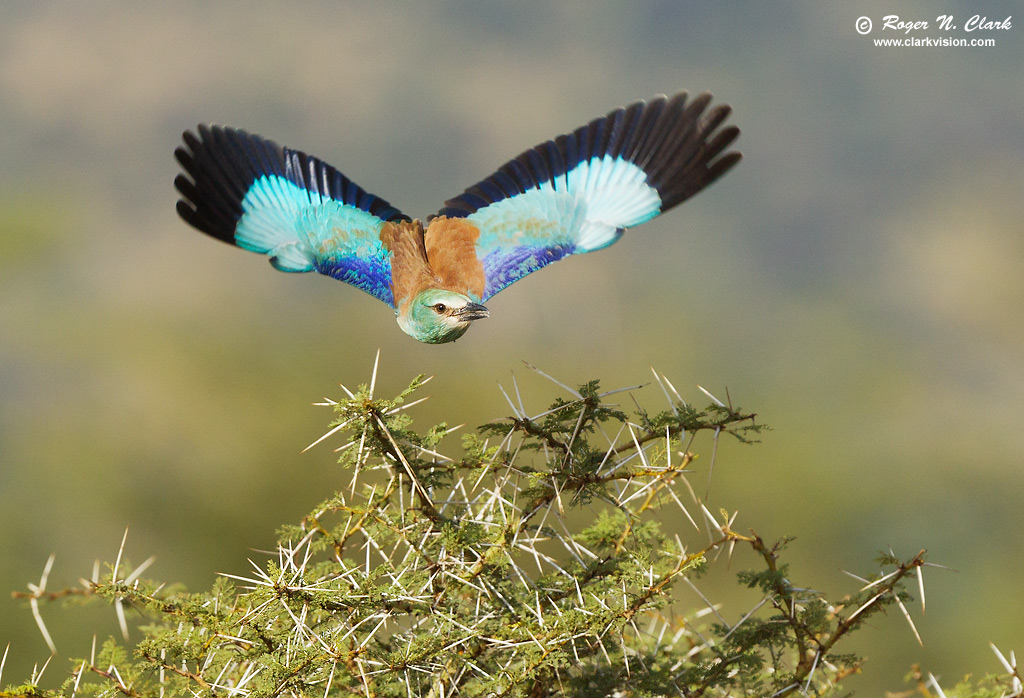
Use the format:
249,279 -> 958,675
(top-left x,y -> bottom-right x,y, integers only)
369,348 -> 381,397
125,556 -> 156,585
894,593 -> 923,647
990,642 -> 1014,674
302,418 -> 352,453
30,598 -> 56,654
522,361 -> 582,398
115,598 -> 130,641
113,528 -> 129,582
917,565 -> 926,614
696,384 -> 725,407
927,673 -> 948,698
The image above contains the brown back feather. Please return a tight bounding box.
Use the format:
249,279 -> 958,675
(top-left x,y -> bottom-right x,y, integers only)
423,216 -> 486,301
379,220 -> 436,310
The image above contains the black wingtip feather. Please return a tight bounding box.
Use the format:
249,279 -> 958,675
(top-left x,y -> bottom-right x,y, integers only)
439,90 -> 740,218
174,125 -> 274,243
174,125 -> 410,245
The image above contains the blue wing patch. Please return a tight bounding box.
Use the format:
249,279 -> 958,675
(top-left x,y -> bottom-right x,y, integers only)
175,126 -> 406,307
299,201 -> 394,306
438,92 -> 741,299
466,189 -> 587,300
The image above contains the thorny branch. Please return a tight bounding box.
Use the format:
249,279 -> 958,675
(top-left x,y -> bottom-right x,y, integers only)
7,364 -> 1013,698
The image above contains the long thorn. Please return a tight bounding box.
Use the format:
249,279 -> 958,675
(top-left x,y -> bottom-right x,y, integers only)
523,362 -> 582,398
113,528 -> 129,582
30,598 -> 56,654
369,348 -> 381,398
894,593 -> 923,647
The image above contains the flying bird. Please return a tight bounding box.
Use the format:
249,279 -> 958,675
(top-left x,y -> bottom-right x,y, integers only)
174,91 -> 740,343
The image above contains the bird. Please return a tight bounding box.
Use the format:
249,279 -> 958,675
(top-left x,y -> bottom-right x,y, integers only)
174,91 -> 741,344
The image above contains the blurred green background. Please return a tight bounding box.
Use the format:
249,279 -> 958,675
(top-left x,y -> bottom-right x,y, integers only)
2,1 -> 1021,693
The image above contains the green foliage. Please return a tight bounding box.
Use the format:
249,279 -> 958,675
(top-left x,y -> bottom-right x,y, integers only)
4,369 -> 1020,698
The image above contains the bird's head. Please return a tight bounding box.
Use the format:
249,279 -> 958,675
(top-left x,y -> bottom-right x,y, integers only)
397,289 -> 489,344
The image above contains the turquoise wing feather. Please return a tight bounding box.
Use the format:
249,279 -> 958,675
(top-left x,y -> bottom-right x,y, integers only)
175,126 -> 407,307
437,92 -> 741,301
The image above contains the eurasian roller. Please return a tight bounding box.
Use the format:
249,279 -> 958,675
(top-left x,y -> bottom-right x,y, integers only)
174,91 -> 741,343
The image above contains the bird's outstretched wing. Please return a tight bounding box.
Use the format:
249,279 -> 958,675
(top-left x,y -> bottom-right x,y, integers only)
436,92 -> 741,301
175,126 -> 408,307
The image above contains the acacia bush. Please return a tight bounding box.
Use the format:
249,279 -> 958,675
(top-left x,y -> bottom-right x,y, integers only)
5,362 -> 1020,697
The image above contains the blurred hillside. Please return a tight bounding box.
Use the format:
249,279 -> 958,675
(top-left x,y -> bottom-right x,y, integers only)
1,1 -> 1022,694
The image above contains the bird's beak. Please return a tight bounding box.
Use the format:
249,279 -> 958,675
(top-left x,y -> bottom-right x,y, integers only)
456,302 -> 490,321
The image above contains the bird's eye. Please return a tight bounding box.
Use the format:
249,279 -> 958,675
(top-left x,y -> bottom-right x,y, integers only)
433,303 -> 448,314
